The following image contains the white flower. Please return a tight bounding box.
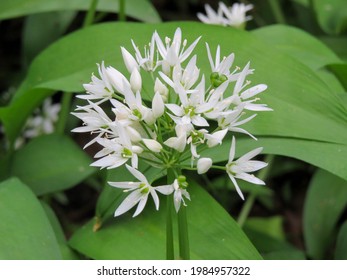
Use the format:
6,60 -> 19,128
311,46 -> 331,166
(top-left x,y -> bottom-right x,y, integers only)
131,33 -> 159,72
79,62 -> 114,103
24,98 -> 61,138
198,2 -> 253,28
217,106 -> 257,140
219,2 -> 253,28
155,28 -> 201,74
91,122 -> 143,169
166,76 -> 225,127
159,55 -> 200,92
109,165 -> 173,217
197,3 -> 228,26
232,63 -> 272,111
197,157 -> 213,174
172,177 -> 191,212
71,101 -> 113,147
226,136 -> 268,200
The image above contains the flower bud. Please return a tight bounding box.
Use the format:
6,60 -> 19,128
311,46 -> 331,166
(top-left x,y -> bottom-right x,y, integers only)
121,47 -> 139,73
130,68 -> 142,92
154,78 -> 169,102
143,139 -> 163,153
152,92 -> 165,118
197,158 -> 213,174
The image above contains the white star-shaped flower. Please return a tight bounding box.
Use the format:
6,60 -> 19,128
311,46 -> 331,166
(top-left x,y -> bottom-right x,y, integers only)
226,136 -> 268,200
109,165 -> 173,217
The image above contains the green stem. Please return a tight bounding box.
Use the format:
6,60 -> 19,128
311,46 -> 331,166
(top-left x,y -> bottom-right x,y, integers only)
118,0 -> 126,22
178,204 -> 190,259
237,192 -> 256,227
56,92 -> 72,135
83,0 -> 99,28
237,154 -> 275,228
268,0 -> 286,24
166,168 -> 175,260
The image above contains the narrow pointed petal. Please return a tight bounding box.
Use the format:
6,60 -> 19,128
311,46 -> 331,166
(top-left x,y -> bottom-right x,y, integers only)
114,190 -> 142,217
227,173 -> 245,200
133,195 -> 149,217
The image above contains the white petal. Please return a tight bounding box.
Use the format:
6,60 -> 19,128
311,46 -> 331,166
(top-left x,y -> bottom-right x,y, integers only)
108,181 -> 140,189
165,104 -> 184,116
235,172 -> 265,185
133,195 -> 149,217
227,173 -> 245,200
237,147 -> 263,163
121,47 -> 139,73
228,136 -> 236,163
155,184 -> 174,195
241,84 -> 267,99
150,189 -> 160,210
114,190 -> 142,217
125,164 -> 148,183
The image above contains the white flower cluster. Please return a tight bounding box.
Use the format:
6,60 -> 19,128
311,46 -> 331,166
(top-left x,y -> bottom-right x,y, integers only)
72,28 -> 271,217
197,2 -> 253,28
15,98 -> 61,149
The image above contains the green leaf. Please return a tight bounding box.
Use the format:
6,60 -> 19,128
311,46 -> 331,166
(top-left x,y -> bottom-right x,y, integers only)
69,180 -> 261,260
335,220 -> 347,259
22,11 -> 76,66
320,36 -> 347,61
303,169 -> 347,259
41,202 -> 80,260
10,134 -> 95,195
328,63 -> 347,91
245,216 -> 285,241
0,178 -> 61,259
0,0 -> 161,23
244,227 -> 306,260
312,0 -> 347,35
252,24 -> 341,70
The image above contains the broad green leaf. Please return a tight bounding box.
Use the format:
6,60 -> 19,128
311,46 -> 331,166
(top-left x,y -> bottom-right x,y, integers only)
10,134 -> 95,195
320,36 -> 347,61
313,0 -> 347,35
22,11 -> 76,66
0,178 -> 61,259
303,169 -> 347,259
244,227 -> 306,260
252,24 -> 341,70
0,0 -> 161,23
335,220 -> 347,259
328,63 -> 347,91
41,202 -> 80,260
69,181 -> 262,260
245,216 -> 285,241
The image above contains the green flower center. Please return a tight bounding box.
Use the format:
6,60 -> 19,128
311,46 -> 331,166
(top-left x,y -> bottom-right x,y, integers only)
210,72 -> 228,88
122,147 -> 133,158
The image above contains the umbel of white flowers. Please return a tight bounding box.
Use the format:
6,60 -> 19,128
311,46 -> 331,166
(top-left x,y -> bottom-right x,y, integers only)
72,27 -> 271,217
197,2 -> 253,28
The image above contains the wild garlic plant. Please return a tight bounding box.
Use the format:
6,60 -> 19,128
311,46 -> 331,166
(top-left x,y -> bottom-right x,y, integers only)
197,2 -> 254,28
72,27 -> 271,259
